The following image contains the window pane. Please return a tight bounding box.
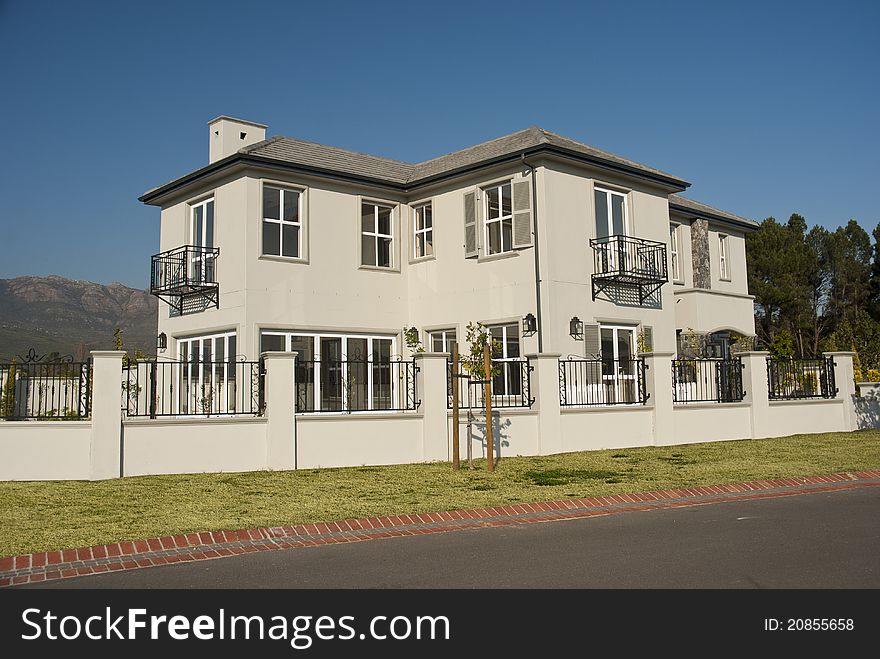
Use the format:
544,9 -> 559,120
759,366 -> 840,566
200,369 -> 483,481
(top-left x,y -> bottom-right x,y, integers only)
290,336 -> 314,411
347,337 -> 368,360
506,324 -> 520,358
611,194 -> 625,236
373,339 -> 392,360
501,183 -> 512,217
431,333 -> 445,353
283,190 -> 298,223
263,187 -> 280,220
415,234 -> 424,258
260,334 -> 286,352
282,224 -> 299,258
361,203 -> 375,233
424,205 -> 432,228
487,187 -> 499,219
415,206 -> 424,231
228,335 -> 236,360
487,220 -> 501,255
262,221 -> 280,256
205,201 -> 214,248
502,217 -> 513,252
378,206 -> 391,236
594,190 -> 608,238
377,237 -> 392,267
193,205 -> 203,245
424,229 -> 433,256
214,337 -> 225,363
362,235 -> 376,266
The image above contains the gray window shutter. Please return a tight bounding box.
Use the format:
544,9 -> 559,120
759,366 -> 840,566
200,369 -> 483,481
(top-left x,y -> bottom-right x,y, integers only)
463,190 -> 478,258
583,323 -> 601,359
641,326 -> 654,353
512,177 -> 533,249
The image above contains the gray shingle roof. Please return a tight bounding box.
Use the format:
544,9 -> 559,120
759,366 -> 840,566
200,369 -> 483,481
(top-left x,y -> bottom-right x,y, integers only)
669,194 -> 757,229
241,126 -> 687,188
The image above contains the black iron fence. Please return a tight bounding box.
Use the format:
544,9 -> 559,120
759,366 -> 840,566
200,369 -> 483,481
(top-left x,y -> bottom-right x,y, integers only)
123,359 -> 262,417
447,358 -> 534,409
0,353 -> 91,420
767,357 -> 836,400
558,357 -> 648,406
672,358 -> 745,403
295,359 -> 419,413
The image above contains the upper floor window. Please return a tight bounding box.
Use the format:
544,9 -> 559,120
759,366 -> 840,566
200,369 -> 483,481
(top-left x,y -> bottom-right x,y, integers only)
262,186 -> 301,259
361,201 -> 394,268
413,202 -> 434,259
670,224 -> 682,282
429,328 -> 456,353
191,197 -> 214,248
484,182 -> 513,255
719,234 -> 730,280
594,187 -> 627,238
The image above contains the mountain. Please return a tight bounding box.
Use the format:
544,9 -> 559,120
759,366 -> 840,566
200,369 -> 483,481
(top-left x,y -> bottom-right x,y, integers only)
0,276 -> 158,361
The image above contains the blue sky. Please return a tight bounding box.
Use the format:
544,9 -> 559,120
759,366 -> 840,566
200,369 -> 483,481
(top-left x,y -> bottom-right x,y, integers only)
0,0 -> 877,288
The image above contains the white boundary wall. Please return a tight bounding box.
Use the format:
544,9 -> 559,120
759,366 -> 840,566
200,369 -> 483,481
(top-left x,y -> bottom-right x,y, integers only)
0,350 -> 873,481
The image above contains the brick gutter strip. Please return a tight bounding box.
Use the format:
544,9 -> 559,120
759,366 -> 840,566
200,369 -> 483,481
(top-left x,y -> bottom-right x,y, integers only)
2,470 -> 879,587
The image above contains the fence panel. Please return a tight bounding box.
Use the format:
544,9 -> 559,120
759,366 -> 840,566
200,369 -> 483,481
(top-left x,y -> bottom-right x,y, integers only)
123,359 -> 262,417
672,358 -> 745,403
446,358 -> 534,409
766,357 -> 836,400
558,358 -> 647,406
0,355 -> 91,420
296,359 -> 419,413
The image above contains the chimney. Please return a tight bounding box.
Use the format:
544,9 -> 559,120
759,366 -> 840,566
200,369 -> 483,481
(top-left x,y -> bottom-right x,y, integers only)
208,116 -> 267,163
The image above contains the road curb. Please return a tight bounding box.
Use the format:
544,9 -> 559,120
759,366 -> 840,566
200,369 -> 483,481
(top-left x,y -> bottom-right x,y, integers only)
2,470 -> 879,587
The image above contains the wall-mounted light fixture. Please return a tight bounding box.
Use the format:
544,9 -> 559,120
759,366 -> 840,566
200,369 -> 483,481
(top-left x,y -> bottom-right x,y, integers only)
522,313 -> 537,337
157,332 -> 167,350
569,317 -> 584,340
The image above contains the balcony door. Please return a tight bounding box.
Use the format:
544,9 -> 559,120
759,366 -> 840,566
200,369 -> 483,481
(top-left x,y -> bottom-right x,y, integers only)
594,187 -> 628,272
190,198 -> 215,283
600,325 -> 636,403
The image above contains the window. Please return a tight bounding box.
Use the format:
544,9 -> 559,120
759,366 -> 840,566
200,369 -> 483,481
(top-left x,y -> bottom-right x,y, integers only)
488,323 -> 521,396
260,331 -> 397,412
599,325 -> 638,404
484,182 -> 513,255
719,234 -> 729,280
670,224 -> 682,282
262,186 -> 301,258
429,329 -> 456,354
361,201 -> 394,268
177,331 -> 238,415
594,187 -> 627,238
413,202 -> 433,259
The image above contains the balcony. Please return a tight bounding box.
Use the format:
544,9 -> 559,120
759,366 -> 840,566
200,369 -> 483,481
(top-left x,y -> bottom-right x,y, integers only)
150,245 -> 219,314
590,235 -> 668,305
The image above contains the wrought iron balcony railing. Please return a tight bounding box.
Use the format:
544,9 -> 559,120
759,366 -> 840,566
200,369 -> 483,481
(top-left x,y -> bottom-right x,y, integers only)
590,235 -> 668,304
150,245 -> 219,313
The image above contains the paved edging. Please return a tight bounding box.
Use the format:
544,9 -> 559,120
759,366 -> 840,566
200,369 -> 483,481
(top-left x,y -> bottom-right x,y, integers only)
2,470 -> 879,587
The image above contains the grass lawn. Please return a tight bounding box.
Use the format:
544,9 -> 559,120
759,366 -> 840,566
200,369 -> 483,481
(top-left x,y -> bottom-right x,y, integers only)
1,429 -> 879,557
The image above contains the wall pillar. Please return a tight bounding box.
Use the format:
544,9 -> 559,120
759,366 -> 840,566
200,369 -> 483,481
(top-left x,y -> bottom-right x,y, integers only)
415,353 -> 449,462
735,351 -> 770,439
263,351 -> 297,470
526,353 -> 562,455
642,352 -> 673,445
89,350 -> 125,480
825,351 -> 857,432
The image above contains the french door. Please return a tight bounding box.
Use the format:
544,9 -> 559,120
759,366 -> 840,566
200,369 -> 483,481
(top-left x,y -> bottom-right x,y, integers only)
178,332 -> 237,414
600,326 -> 636,404
594,187 -> 628,272
191,198 -> 215,282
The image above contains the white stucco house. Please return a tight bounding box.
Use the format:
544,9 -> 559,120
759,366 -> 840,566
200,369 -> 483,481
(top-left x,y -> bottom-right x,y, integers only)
141,117 -> 758,412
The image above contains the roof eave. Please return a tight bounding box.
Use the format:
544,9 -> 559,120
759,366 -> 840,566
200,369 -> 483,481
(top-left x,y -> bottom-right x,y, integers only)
669,201 -> 758,232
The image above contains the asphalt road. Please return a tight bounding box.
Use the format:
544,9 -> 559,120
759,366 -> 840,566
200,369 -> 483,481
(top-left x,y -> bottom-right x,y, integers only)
24,487 -> 880,588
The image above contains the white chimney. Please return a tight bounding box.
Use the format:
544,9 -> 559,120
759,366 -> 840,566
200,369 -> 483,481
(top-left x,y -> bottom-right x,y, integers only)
208,116 -> 267,163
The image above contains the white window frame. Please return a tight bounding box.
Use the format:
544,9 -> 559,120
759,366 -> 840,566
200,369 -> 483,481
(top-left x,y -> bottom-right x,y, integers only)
177,330 -> 238,416
670,223 -> 682,282
594,186 -> 629,238
412,202 -> 434,260
261,185 -> 302,259
487,322 -> 522,397
189,197 -> 216,283
719,234 -> 730,281
361,201 -> 395,268
428,328 -> 456,354
483,182 -> 514,256
259,331 -> 398,413
599,324 -> 638,405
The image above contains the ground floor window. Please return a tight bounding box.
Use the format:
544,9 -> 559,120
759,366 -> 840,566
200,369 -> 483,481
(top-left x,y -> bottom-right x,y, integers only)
176,331 -> 238,414
428,328 -> 457,354
487,323 -> 521,397
260,331 -> 397,412
599,324 -> 638,404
